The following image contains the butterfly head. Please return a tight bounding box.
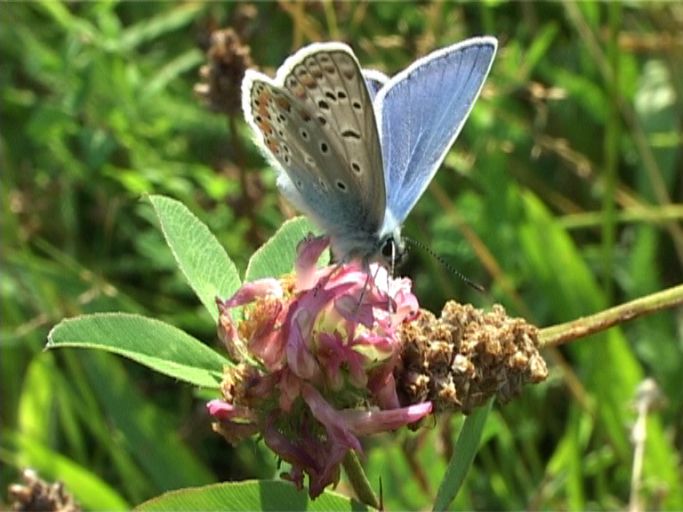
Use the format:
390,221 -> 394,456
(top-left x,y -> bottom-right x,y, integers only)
377,230 -> 407,270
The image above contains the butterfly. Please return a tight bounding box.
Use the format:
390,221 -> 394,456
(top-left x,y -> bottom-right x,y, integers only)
242,37 -> 497,267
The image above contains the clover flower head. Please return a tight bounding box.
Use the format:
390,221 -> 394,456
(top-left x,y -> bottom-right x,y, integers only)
208,236 -> 431,497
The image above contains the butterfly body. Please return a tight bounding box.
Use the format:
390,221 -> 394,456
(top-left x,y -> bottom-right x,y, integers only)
242,38 -> 497,266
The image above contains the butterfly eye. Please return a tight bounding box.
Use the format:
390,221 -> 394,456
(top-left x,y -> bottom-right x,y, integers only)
381,239 -> 394,258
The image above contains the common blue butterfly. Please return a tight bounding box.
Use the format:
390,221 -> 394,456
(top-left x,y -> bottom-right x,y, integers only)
242,38 -> 497,266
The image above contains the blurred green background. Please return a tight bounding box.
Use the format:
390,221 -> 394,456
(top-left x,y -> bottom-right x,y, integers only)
2,1 -> 682,510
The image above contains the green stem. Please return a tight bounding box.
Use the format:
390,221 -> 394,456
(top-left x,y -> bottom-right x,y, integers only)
602,0 -> 621,301
343,450 -> 380,509
539,284 -> 683,347
559,204 -> 683,230
432,399 -> 493,512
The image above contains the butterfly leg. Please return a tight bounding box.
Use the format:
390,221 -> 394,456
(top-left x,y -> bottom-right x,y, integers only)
352,259 -> 386,315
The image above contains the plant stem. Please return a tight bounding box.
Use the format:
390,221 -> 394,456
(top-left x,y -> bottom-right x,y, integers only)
539,284 -> 683,348
343,450 -> 380,509
432,399 -> 493,512
601,0 -> 621,302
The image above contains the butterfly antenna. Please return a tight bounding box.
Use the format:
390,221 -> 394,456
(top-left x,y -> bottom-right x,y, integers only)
403,237 -> 485,292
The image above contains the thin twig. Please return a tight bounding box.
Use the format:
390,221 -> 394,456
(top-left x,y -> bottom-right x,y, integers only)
628,379 -> 664,512
539,284 -> 683,348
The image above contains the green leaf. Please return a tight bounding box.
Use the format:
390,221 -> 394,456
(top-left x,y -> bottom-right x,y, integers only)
47,313 -> 228,388
80,351 -> 215,491
136,480 -> 367,511
433,399 -> 493,512
145,49 -> 204,97
117,4 -> 205,52
148,195 -> 241,321
525,23 -> 559,74
245,217 -> 325,282
17,355 -> 55,444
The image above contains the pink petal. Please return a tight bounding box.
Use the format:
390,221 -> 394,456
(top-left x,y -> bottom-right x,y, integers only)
278,369 -> 302,412
301,383 -> 362,453
317,332 -> 367,389
356,332 -> 395,356
368,370 -> 401,409
219,278 -> 283,309
334,294 -> 375,328
217,306 -> 246,362
207,399 -> 235,419
248,301 -> 287,369
284,281 -> 353,378
307,440 -> 345,499
341,402 -> 433,436
295,235 -> 330,291
393,289 -> 419,324
206,399 -> 256,422
265,417 -> 344,499
316,333 -> 345,390
287,309 -> 321,379
263,421 -> 317,471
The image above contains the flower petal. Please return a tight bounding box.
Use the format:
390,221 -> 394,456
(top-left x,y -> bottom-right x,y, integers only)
301,383 -> 362,453
217,304 -> 246,362
219,278 -> 283,309
285,281 -> 353,378
206,399 -> 255,422
287,309 -> 321,379
248,300 -> 287,369
295,235 -> 330,291
368,370 -> 401,410
341,401 -> 433,436
207,399 -> 236,419
334,293 -> 375,328
278,369 -> 301,412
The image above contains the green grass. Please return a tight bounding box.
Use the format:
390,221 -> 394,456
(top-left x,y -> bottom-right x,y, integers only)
2,2 -> 681,510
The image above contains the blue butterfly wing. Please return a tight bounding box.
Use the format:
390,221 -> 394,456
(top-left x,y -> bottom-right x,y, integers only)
376,37 -> 497,225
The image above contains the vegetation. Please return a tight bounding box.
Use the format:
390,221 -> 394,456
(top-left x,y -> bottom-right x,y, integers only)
2,2 -> 681,510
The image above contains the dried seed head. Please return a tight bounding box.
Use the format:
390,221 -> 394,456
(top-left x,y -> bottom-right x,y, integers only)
7,469 -> 80,512
195,28 -> 253,116
396,301 -> 548,414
